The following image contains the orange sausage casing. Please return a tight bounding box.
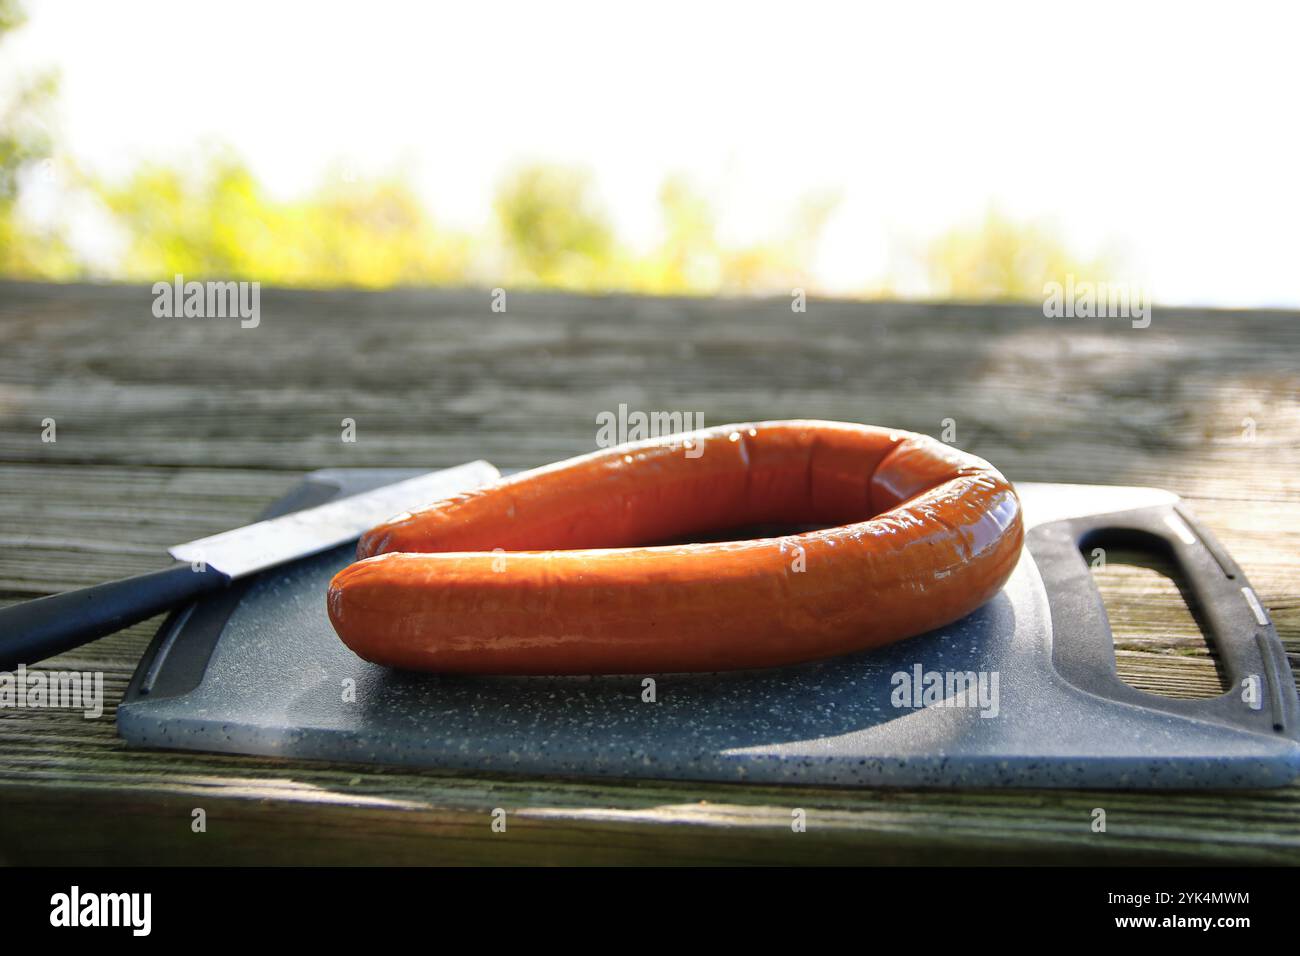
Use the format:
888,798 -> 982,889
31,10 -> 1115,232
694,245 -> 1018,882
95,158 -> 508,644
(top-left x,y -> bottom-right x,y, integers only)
328,421 -> 1024,674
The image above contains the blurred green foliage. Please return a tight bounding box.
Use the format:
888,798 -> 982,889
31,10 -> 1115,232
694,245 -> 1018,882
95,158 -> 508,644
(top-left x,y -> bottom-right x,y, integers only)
489,166 -> 836,294
97,156 -> 474,288
494,164 -> 617,289
0,0 -> 1101,300
635,177 -> 836,295
87,155 -> 838,294
924,209 -> 1107,300
0,0 -> 77,278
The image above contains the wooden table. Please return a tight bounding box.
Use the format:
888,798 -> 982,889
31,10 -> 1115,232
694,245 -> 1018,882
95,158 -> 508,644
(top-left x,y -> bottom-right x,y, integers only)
0,280 -> 1296,864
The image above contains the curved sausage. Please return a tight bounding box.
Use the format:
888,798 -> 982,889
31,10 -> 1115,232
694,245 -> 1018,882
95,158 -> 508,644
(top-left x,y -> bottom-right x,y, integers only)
328,420 -> 1024,674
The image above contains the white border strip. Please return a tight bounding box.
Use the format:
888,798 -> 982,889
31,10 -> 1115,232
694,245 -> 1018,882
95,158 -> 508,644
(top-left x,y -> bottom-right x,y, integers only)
1162,512 -> 1197,545
1241,587 -> 1270,627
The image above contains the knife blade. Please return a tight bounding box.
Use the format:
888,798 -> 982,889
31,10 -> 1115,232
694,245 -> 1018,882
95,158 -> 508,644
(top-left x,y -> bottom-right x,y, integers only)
0,460 -> 500,670
168,460 -> 499,577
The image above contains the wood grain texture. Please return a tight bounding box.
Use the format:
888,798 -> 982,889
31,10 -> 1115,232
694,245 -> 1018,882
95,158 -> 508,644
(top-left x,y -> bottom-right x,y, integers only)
0,279 -> 1297,865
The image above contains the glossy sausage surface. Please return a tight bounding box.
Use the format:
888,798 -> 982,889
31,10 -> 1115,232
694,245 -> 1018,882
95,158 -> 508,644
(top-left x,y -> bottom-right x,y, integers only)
328,420 -> 1024,674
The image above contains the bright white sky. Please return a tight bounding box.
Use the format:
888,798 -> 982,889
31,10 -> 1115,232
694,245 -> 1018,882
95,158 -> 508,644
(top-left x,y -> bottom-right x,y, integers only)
6,0 -> 1299,305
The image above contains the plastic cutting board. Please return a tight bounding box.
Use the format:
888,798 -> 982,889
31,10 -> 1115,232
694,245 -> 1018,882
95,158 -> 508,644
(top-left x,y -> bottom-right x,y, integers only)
118,470 -> 1300,788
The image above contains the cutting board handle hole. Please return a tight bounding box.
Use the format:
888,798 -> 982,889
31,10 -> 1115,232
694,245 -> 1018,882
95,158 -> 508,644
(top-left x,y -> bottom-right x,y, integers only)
1082,535 -> 1231,699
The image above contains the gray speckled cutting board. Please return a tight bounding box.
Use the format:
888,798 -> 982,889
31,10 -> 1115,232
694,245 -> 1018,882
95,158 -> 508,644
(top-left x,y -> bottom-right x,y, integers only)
118,470 -> 1300,788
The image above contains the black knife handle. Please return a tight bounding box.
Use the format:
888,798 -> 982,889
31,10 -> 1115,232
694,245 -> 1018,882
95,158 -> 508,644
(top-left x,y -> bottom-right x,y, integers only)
0,562 -> 231,670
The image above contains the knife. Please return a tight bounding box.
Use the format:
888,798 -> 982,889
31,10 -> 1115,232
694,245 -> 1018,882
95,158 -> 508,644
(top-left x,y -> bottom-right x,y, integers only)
0,461 -> 500,670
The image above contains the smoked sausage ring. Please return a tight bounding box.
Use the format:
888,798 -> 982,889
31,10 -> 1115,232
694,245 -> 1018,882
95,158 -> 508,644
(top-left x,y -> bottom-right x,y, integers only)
328,420 -> 1024,674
